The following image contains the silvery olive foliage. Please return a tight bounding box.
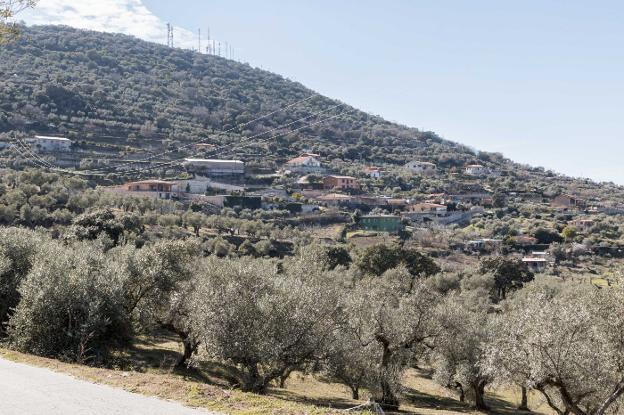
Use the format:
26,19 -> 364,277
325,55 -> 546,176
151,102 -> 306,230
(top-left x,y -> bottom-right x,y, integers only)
8,241 -> 131,363
323,326 -> 377,400
190,248 -> 342,393
7,219 -> 624,414
431,291 -> 491,410
343,266 -> 439,408
484,282 -> 624,415
116,239 -> 202,367
0,227 -> 42,332
116,239 -> 201,321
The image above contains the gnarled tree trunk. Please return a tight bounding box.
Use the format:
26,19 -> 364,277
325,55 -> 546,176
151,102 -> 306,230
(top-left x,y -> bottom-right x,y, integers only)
473,380 -> 488,411
518,386 -> 529,411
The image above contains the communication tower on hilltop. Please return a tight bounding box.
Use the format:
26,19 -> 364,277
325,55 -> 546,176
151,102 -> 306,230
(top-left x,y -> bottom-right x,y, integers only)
206,27 -> 211,54
166,23 -> 174,47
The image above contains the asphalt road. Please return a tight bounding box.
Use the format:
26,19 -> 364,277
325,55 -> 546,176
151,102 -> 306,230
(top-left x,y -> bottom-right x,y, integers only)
0,357 -> 217,415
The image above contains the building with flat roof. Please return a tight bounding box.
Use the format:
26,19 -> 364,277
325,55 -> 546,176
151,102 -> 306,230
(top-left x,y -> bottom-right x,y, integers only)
359,215 -> 404,234
102,180 -> 178,200
464,164 -> 491,176
405,161 -> 437,175
522,257 -> 549,273
183,158 -> 245,176
26,135 -> 72,152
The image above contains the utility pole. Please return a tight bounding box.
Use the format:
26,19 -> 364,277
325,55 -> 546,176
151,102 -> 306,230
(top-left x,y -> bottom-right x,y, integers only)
206,27 -> 211,54
198,28 -> 201,53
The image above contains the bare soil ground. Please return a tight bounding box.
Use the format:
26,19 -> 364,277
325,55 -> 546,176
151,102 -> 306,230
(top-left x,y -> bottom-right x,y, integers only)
0,333 -> 553,415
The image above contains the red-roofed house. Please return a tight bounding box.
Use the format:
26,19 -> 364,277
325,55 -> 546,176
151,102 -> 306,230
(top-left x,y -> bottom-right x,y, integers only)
323,175 -> 360,190
109,180 -> 178,200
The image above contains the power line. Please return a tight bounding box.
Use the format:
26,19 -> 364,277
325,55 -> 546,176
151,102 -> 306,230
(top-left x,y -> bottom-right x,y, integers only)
10,142 -> 50,170
205,108 -> 353,160
12,137 -> 56,169
110,108 -> 351,178
88,102 -> 344,177
84,94 -> 321,174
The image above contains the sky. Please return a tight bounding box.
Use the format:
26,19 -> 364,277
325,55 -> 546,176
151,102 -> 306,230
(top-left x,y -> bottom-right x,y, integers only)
19,0 -> 624,184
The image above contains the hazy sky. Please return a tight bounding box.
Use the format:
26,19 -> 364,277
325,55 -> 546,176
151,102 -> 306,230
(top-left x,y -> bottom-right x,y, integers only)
21,1 -> 624,184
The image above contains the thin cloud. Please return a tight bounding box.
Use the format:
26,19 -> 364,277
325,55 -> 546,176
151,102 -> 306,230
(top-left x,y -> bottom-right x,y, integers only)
20,0 -> 202,50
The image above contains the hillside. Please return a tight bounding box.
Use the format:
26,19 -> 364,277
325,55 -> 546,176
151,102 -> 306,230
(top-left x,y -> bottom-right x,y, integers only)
1,25 -> 623,201
3,24 -> 624,415
0,25 -> 469,167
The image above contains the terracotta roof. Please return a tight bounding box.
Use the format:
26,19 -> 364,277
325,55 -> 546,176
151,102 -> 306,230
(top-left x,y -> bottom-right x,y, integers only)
386,198 -> 408,205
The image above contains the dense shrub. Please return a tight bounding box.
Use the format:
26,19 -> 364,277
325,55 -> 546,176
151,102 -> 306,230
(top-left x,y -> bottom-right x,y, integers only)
8,242 -> 132,363
191,254 -> 341,393
0,227 -> 42,332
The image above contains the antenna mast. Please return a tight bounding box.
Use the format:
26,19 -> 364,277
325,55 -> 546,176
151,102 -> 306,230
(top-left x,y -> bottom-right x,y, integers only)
206,27 -> 211,54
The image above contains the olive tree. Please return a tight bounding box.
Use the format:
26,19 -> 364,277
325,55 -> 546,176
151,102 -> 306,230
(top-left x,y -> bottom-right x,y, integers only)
323,325 -> 377,400
479,257 -> 533,301
431,292 -> 492,409
0,227 -> 42,333
8,242 -> 131,363
191,254 -> 341,393
344,266 -> 439,409
485,284 -> 624,415
116,239 -> 201,367
355,244 -> 440,278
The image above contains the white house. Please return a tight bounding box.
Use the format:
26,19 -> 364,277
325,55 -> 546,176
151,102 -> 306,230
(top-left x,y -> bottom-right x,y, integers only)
522,257 -> 549,273
465,164 -> 490,176
363,166 -> 382,179
26,135 -> 72,152
404,161 -> 437,175
182,159 -> 245,176
284,154 -> 325,174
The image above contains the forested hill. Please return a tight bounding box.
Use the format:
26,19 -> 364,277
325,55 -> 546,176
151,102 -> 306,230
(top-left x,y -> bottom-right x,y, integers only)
0,25 -> 622,199
1,25 -> 471,163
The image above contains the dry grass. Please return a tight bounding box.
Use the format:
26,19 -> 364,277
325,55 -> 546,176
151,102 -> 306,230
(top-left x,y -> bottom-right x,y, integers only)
347,232 -> 400,248
0,334 -> 553,415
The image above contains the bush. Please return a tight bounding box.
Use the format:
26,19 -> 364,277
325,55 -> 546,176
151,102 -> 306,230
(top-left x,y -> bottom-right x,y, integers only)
0,227 -> 43,332
8,242 -> 131,363
191,255 -> 340,393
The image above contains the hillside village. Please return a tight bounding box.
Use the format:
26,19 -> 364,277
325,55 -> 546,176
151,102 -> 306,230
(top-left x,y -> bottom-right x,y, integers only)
3,24 -> 624,415
4,133 -> 624,282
